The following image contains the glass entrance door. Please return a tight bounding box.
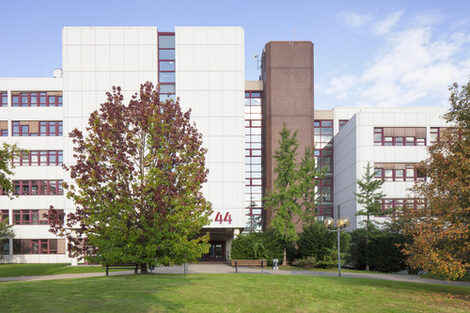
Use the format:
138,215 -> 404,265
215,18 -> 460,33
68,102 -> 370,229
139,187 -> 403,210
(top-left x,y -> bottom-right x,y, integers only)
201,241 -> 225,261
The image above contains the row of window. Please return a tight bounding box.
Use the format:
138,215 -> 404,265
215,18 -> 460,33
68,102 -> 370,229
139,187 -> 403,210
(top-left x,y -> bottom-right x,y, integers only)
245,91 -> 263,232
0,92 -> 63,107
382,198 -> 425,213
0,180 -> 64,196
0,209 -> 64,225
374,128 -> 426,146
314,119 -> 334,216
374,166 -> 425,182
13,150 -> 63,166
158,33 -> 176,103
12,239 -> 65,254
11,121 -> 63,136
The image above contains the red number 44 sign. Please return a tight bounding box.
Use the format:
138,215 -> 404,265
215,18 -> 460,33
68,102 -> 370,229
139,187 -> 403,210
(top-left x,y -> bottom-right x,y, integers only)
214,212 -> 232,224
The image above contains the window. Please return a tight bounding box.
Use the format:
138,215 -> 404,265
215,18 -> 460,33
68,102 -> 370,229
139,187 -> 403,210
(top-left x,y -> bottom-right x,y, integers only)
12,209 -> 62,225
158,32 -> 176,103
381,198 -> 426,216
0,210 -> 8,223
245,90 -> 263,232
1,239 -> 9,256
374,163 -> 425,182
374,127 -> 426,146
314,119 -> 334,217
430,127 -> 444,143
10,91 -> 62,107
13,239 -> 64,254
13,150 -> 63,166
339,120 -> 349,131
0,92 -> 7,107
12,121 -> 62,136
1,180 -> 64,196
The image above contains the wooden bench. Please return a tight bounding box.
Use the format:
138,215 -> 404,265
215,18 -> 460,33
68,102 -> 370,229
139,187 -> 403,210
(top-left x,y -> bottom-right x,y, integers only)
103,264 -> 139,276
231,260 -> 267,273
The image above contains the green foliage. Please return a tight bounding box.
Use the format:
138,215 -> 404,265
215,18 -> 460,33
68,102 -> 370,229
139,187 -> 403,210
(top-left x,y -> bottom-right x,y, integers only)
348,227 -> 409,273
230,230 -> 284,263
355,162 -> 388,229
48,82 -> 212,270
0,143 -> 20,198
295,220 -> 350,268
292,256 -> 317,269
265,126 -> 324,245
399,80 -> 470,280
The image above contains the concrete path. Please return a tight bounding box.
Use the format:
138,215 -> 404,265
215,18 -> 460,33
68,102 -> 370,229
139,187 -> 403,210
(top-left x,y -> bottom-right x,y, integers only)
1,264 -> 469,287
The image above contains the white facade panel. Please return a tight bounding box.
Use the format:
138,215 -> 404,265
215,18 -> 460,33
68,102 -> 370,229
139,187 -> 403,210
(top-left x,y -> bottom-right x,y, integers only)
176,27 -> 245,229
333,107 -> 448,230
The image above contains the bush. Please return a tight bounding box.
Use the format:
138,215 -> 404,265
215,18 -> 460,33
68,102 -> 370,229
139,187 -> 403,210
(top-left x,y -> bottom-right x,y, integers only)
292,257 -> 316,269
230,230 -> 284,265
348,228 -> 409,273
296,220 -> 351,268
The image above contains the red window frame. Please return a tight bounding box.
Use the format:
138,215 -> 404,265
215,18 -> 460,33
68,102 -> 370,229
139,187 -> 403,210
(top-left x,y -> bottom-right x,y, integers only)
430,127 -> 440,143
0,92 -> 7,107
374,127 -> 426,146
338,119 -> 349,131
11,91 -> 62,107
0,180 -> 64,196
158,32 -> 176,103
0,210 -> 8,223
374,165 -> 425,182
13,150 -> 63,166
12,209 -> 63,225
245,90 -> 264,231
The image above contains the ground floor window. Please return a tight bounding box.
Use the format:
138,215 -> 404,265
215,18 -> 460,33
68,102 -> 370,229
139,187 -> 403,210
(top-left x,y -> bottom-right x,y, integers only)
13,239 -> 65,254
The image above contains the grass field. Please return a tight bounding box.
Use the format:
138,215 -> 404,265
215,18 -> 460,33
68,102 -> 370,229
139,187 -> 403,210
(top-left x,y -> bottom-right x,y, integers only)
0,274 -> 469,313
0,263 -> 125,277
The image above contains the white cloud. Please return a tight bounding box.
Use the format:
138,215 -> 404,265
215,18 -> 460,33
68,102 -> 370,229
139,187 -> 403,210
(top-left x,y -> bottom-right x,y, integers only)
325,15 -> 470,107
374,11 -> 403,35
338,11 -> 372,28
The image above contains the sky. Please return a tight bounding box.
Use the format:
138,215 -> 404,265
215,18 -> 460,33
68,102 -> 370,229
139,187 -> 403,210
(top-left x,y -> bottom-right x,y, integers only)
0,0 -> 469,109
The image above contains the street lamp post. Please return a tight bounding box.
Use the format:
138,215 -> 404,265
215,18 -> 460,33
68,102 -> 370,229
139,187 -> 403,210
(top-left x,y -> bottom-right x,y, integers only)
324,216 -> 350,277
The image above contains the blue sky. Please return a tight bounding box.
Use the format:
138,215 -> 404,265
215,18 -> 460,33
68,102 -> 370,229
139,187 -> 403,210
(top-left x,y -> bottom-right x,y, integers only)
0,0 -> 469,109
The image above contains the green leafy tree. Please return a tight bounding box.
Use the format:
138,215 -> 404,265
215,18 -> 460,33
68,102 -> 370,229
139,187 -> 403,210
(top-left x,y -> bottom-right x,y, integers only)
0,143 -> 19,258
0,143 -> 20,198
400,80 -> 470,280
264,126 -> 323,265
48,82 -> 212,272
355,162 -> 387,270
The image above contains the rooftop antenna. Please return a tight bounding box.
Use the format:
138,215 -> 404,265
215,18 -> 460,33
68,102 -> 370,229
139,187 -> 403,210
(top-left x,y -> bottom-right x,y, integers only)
253,54 -> 261,70
289,28 -> 296,45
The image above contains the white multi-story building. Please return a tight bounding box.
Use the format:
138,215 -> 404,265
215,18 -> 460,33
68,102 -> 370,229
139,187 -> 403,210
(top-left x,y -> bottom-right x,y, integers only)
1,27 -> 246,263
0,26 -> 449,264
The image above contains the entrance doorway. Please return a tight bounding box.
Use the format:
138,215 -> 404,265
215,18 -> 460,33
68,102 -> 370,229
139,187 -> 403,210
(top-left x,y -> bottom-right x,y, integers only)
201,241 -> 225,261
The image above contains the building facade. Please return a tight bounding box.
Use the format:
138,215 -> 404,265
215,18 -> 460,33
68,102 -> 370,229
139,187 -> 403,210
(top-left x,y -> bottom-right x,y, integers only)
0,26 -> 448,263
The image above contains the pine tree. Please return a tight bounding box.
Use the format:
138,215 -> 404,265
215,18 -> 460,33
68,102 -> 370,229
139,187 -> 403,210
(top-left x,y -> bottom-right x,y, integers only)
355,162 -> 387,270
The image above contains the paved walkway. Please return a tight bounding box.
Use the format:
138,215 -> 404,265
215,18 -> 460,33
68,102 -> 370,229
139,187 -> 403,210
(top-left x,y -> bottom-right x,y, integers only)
1,264 -> 469,287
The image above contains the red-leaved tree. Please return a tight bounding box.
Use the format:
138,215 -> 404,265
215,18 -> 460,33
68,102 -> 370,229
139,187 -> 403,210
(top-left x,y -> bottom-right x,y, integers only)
48,82 -> 212,272
401,80 -> 470,280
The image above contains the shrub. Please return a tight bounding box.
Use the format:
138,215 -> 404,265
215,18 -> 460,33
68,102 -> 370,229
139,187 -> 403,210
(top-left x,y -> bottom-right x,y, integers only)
348,228 -> 409,273
295,220 -> 350,268
292,257 -> 316,269
230,230 -> 284,264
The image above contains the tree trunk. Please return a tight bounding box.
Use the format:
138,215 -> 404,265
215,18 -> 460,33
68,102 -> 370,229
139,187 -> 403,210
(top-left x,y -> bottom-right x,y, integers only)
282,248 -> 287,266
365,215 -> 370,271
140,264 -> 148,274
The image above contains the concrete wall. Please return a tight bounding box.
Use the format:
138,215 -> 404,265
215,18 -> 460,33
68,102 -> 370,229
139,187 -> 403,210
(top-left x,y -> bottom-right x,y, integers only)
176,27 -> 246,228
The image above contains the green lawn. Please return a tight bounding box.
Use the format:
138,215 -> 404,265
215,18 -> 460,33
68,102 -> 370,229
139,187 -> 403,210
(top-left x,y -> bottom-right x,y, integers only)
0,263 -> 126,277
279,265 -> 396,274
1,274 -> 469,313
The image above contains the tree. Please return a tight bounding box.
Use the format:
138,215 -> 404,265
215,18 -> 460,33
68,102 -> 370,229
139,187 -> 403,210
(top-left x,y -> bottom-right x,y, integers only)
400,80 -> 470,280
264,126 -> 323,265
0,143 -> 19,259
0,143 -> 20,198
48,82 -> 212,272
355,162 -> 387,271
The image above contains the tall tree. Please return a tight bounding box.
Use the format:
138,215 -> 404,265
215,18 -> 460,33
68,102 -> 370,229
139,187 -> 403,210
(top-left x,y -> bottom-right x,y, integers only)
0,143 -> 19,258
264,126 -> 323,265
48,82 -> 212,272
401,80 -> 470,280
355,162 -> 387,271
0,143 -> 19,198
